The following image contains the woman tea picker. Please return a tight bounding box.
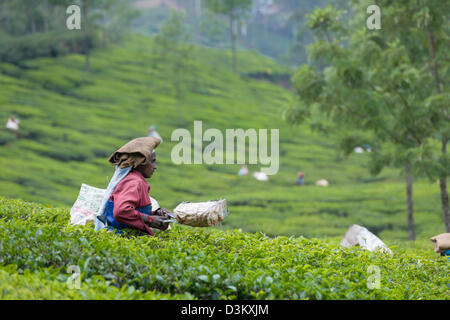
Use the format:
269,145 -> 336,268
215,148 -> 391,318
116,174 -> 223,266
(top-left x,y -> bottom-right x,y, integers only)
95,137 -> 172,235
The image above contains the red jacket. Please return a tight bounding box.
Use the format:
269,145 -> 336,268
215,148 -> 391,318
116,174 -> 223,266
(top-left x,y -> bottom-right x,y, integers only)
109,170 -> 162,235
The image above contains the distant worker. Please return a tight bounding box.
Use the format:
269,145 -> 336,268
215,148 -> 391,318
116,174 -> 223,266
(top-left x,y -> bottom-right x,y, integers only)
6,116 -> 20,138
147,125 -> 162,142
296,171 -> 305,185
363,144 -> 372,152
238,165 -> 249,176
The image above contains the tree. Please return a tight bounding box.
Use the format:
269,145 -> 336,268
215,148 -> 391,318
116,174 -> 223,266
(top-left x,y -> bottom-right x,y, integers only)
204,0 -> 252,72
78,0 -> 137,71
153,10 -> 197,125
286,3 -> 447,240
200,10 -> 226,46
0,0 -> 70,36
411,0 -> 450,232
0,0 -> 138,67
365,0 -> 450,232
80,0 -> 91,71
94,0 -> 139,46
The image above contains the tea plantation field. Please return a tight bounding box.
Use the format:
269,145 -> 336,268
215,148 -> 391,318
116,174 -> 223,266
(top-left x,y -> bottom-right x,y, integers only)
0,34 -> 447,243
0,197 -> 448,300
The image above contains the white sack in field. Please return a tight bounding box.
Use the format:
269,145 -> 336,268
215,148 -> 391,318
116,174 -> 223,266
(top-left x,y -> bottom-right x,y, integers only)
253,171 -> 269,181
315,179 -> 329,187
341,224 -> 392,255
354,147 -> 364,154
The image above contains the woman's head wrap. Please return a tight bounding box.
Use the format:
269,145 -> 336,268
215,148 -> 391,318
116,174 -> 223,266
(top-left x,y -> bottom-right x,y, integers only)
108,137 -> 161,169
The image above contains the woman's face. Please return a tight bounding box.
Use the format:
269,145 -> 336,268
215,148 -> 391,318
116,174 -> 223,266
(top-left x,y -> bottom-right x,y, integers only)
139,152 -> 157,178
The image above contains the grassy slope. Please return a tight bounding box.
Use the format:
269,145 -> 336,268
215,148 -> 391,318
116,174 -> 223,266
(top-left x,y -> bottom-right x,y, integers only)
0,197 -> 448,300
0,34 -> 447,243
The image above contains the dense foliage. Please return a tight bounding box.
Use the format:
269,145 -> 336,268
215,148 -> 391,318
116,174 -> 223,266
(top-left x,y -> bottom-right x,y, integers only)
132,0 -> 350,66
287,1 -> 450,237
0,0 -> 137,64
0,197 -> 448,299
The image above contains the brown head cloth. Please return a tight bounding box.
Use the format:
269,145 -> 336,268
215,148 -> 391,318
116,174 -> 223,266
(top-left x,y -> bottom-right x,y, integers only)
108,137 -> 161,169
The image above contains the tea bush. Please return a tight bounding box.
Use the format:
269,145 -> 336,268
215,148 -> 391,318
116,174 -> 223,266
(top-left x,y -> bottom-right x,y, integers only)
0,197 -> 448,300
0,265 -> 193,300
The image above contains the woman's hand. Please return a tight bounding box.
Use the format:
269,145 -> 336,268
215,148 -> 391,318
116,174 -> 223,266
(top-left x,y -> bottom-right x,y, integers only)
154,208 -> 173,219
141,214 -> 169,230
149,215 -> 169,230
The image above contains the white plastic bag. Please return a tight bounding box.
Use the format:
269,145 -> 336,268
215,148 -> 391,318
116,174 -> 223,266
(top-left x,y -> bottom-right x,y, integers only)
70,184 -> 106,226
70,184 -> 160,226
173,199 -> 229,227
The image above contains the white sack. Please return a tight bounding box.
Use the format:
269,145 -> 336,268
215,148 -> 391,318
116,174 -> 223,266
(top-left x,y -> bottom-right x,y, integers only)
354,147 -> 364,154
173,199 -> 228,227
316,179 -> 329,187
253,171 -> 268,181
341,224 -> 392,255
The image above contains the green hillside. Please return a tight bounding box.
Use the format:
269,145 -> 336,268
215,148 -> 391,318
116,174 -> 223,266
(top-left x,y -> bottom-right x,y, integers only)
0,34 -> 446,243
0,197 -> 448,300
